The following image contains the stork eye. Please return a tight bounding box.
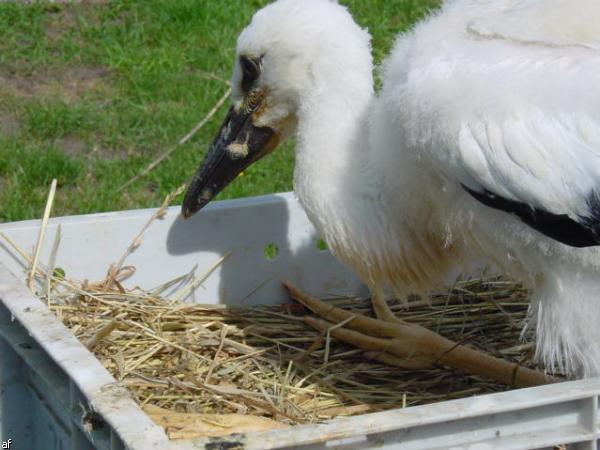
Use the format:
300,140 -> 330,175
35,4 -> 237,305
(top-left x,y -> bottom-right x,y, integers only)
240,55 -> 261,91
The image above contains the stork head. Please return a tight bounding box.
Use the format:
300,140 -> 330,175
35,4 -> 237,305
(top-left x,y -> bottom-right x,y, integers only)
181,0 -> 371,218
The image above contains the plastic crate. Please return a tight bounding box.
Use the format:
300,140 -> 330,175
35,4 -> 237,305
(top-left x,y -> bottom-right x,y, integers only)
0,192 -> 599,450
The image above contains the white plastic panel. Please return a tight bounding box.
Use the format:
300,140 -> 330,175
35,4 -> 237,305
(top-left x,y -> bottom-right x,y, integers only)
0,192 -> 368,306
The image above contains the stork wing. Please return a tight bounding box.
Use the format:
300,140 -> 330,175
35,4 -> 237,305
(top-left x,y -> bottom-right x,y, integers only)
450,113 -> 600,247
465,0 -> 600,51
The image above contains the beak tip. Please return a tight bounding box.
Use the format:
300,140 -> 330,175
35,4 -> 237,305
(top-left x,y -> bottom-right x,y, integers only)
180,204 -> 195,220
181,194 -> 210,220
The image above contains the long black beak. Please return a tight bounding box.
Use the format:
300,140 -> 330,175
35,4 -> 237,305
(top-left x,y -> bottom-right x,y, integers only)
181,105 -> 277,219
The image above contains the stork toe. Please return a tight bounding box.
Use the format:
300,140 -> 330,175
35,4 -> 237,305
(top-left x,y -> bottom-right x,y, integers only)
304,316 -> 436,369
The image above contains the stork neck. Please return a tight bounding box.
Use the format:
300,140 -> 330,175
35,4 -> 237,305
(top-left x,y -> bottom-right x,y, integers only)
293,82 -> 374,206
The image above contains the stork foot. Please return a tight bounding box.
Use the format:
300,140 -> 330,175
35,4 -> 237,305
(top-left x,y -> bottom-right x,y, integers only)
282,281 -> 556,388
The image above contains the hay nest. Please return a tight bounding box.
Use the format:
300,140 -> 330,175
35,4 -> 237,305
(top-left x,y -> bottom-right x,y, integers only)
22,260 -> 548,438
0,188 -> 560,440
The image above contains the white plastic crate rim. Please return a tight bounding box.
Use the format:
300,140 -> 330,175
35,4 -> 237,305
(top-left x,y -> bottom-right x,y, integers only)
0,192 -> 599,450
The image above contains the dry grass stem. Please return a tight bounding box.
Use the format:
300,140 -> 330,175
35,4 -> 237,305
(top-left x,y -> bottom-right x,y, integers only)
104,185 -> 186,289
119,85 -> 232,191
29,178 -> 57,290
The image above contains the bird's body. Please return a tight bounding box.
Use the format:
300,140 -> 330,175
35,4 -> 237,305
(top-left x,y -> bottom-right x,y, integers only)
374,0 -> 600,376
183,0 -> 600,377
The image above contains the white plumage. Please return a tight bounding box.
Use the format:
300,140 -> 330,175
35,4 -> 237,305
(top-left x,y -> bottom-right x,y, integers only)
183,0 -> 600,377
376,0 -> 600,376
398,0 -> 600,222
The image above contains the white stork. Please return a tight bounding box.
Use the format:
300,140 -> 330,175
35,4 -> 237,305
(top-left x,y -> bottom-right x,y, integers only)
181,0 -> 600,379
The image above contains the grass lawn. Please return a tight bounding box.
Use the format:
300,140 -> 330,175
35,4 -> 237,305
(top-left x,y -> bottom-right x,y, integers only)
0,0 -> 439,222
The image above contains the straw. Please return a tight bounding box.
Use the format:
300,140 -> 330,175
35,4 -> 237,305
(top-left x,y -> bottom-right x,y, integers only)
103,184 -> 185,289
22,258 -> 561,437
28,178 -> 57,291
119,85 -> 232,191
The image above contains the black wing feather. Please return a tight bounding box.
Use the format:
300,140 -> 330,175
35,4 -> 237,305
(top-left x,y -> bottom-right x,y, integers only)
462,185 -> 600,248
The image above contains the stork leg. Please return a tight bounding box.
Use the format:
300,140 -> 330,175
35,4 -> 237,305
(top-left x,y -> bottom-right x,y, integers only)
283,281 -> 555,388
370,288 -> 400,323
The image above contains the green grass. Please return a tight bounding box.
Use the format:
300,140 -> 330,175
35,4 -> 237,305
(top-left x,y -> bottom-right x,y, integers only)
0,0 -> 439,222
